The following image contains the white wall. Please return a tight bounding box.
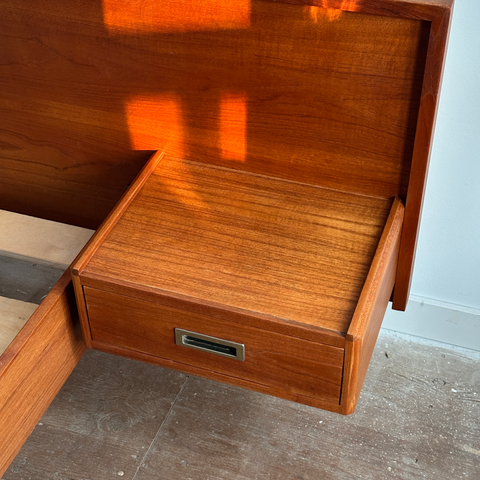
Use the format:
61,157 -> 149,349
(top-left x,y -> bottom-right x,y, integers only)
384,0 -> 480,350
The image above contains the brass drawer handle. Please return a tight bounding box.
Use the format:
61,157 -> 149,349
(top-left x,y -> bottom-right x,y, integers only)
174,328 -> 245,361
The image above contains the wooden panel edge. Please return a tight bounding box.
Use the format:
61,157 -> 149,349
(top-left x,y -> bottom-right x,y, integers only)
80,276 -> 346,348
70,151 -> 164,348
393,4 -> 453,310
340,338 -> 361,415
275,0 -> 453,21
90,340 -> 343,414
280,0 -> 454,316
70,150 -> 164,276
0,271 -> 86,477
341,197 -> 404,414
72,271 -> 93,349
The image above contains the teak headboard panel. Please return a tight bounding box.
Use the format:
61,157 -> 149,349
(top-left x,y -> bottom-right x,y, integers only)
102,4 -> 429,201
0,0 -> 453,309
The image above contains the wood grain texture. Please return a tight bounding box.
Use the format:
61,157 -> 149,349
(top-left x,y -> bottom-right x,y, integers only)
81,157 -> 393,336
342,198 -> 404,413
0,0 -> 453,306
0,205 -> 92,369
0,272 -> 86,478
75,159 -> 405,413
84,286 -> 345,404
1,0 -> 434,227
71,150 -> 164,347
80,273 -> 347,348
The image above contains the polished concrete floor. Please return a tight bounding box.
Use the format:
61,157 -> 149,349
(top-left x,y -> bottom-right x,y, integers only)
3,329 -> 480,480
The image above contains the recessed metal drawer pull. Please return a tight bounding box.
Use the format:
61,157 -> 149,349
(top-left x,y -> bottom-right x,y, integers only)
175,328 -> 245,361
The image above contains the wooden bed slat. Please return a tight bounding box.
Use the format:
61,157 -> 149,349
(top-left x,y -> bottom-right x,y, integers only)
0,297 -> 37,356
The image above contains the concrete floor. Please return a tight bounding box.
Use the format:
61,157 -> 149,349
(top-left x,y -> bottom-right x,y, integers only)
3,329 -> 480,480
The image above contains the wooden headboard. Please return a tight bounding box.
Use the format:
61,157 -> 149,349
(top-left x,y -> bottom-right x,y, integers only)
0,0 -> 453,309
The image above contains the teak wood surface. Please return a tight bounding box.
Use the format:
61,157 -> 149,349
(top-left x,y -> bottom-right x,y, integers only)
80,157 -> 394,337
0,272 -> 86,477
84,286 -> 345,405
0,0 -> 454,472
342,197 -> 404,413
0,0 -> 453,309
73,155 -> 404,413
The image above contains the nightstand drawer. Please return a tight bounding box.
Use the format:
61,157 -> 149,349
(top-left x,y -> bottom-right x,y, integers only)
84,286 -> 345,405
73,155 -> 404,414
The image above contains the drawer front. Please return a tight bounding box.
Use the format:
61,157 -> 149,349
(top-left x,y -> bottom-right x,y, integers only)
84,287 -> 344,404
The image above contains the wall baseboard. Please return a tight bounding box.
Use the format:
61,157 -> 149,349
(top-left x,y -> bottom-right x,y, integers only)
382,295 -> 480,352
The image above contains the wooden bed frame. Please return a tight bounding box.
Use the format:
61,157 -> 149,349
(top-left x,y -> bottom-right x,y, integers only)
0,0 -> 453,474
0,212 -> 93,474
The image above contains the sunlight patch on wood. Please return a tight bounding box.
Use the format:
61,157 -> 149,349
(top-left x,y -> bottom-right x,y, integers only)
103,0 -> 250,34
126,94 -> 185,158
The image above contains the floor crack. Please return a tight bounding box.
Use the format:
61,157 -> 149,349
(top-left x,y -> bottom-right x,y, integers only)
131,374 -> 189,480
